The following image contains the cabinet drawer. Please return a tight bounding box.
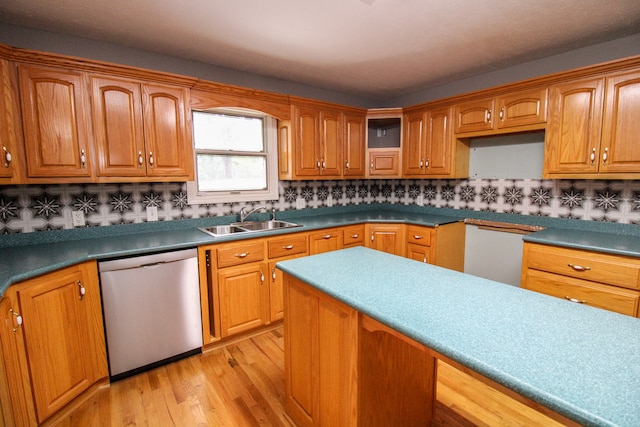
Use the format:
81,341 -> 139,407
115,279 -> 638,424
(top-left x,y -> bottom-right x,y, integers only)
217,240 -> 265,268
525,243 -> 640,289
406,225 -> 432,247
342,225 -> 365,247
268,234 -> 308,259
523,269 -> 640,317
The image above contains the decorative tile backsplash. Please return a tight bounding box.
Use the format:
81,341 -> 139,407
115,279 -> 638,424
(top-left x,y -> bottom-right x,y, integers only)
1,179 -> 640,234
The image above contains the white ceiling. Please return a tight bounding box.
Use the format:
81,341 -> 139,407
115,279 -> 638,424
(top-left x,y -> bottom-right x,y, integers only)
2,0 -> 640,100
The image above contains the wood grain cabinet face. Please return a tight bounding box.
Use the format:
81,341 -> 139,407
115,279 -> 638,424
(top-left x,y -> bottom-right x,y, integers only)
521,242 -> 640,317
292,104 -> 342,179
366,223 -> 405,257
342,112 -> 366,177
268,234 -> 309,322
454,88 -> 547,135
309,229 -> 342,254
0,59 -> 21,182
403,107 -> 454,177
544,72 -> 640,177
5,262 -> 107,424
18,64 -> 93,179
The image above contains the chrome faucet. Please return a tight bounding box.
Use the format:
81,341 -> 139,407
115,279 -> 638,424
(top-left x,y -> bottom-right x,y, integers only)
239,205 -> 266,223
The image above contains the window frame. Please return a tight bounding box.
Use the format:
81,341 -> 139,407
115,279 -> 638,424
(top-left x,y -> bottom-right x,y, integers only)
187,108 -> 279,205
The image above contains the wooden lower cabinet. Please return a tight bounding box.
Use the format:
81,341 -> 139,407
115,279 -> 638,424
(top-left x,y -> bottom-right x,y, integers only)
366,223 -> 405,256
284,274 -> 359,427
521,242 -> 640,317
309,229 -> 342,254
406,222 -> 466,271
0,262 -> 108,425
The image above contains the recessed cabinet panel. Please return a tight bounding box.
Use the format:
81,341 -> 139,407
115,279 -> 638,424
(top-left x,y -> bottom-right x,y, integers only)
91,76 -> 146,177
600,71 -> 640,173
19,65 -> 93,178
343,113 -> 365,177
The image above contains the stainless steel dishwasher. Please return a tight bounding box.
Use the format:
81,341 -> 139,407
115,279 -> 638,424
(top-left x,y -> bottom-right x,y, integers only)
99,248 -> 203,381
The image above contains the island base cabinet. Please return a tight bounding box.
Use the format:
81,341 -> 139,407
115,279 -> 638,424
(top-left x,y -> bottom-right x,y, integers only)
284,274 -> 358,427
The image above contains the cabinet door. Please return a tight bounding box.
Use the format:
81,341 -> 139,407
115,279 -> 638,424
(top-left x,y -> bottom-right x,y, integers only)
309,230 -> 342,254
402,111 -> 426,176
16,262 -> 107,423
18,64 -> 93,178
368,148 -> 400,177
366,224 -> 405,256
142,84 -> 192,178
0,59 -> 20,182
319,109 -> 342,177
293,105 -> 321,177
454,98 -> 494,134
424,107 -> 452,176
600,71 -> 640,173
218,262 -> 269,337
342,112 -> 365,177
407,243 -> 430,264
544,78 -> 605,175
91,76 -> 146,177
269,254 -> 306,322
495,88 -> 548,129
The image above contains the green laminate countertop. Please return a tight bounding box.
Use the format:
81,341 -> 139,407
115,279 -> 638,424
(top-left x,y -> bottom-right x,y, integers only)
523,227 -> 640,258
276,246 -> 640,427
0,207 -> 460,297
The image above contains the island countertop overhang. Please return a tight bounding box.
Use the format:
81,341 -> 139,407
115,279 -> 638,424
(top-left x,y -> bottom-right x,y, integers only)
276,246 -> 640,427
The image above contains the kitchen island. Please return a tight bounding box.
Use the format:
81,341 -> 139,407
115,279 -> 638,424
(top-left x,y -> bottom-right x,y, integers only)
277,247 -> 640,427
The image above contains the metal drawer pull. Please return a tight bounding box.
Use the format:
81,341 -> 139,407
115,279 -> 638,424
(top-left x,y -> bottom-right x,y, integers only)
322,234 -> 332,239
235,252 -> 249,258
350,234 -> 359,238
413,235 -> 423,240
2,146 -> 11,168
80,149 -> 86,168
282,245 -> 294,250
564,296 -> 586,304
272,268 -> 277,281
568,263 -> 590,272
77,280 -> 86,300
10,309 -> 22,333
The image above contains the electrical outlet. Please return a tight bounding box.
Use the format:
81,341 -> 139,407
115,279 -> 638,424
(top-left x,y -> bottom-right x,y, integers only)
416,195 -> 424,206
295,197 -> 306,210
326,194 -> 334,207
146,206 -> 159,222
71,210 -> 85,227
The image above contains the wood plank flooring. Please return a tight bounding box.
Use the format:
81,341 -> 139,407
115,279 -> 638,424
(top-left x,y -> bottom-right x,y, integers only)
54,327 -> 293,427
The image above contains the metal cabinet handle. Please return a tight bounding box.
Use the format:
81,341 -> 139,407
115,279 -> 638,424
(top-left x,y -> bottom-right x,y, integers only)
564,296 -> 586,304
77,280 -> 86,300
370,233 -> 375,241
281,245 -> 294,250
138,151 -> 144,168
350,234 -> 359,239
148,152 -> 154,167
9,309 -> 22,333
590,148 -> 596,166
260,271 -> 265,283
370,160 -> 374,170
485,109 -> 491,123
272,268 -> 277,282
424,159 -> 429,168
317,159 -> 321,169
499,107 -> 504,121
322,159 -> 326,169
602,147 -> 609,165
80,149 -> 86,168
568,263 -> 590,272
322,234 -> 332,240
413,235 -> 424,240
345,161 -> 350,170
423,256 -> 427,263
235,252 -> 249,258
2,146 -> 11,168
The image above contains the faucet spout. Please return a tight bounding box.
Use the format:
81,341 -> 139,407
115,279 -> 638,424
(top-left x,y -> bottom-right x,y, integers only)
239,205 -> 267,223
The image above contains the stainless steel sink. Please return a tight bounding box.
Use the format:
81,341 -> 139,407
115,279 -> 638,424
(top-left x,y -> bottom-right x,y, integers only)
199,220 -> 300,237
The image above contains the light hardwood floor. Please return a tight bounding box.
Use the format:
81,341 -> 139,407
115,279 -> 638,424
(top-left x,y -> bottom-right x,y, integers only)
55,327 -> 293,427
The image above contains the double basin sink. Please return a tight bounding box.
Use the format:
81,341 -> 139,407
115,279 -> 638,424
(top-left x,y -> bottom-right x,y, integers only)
199,220 -> 301,237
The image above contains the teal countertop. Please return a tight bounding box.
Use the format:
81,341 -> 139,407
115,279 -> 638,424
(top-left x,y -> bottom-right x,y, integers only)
276,247 -> 640,427
0,207 -> 460,297
2,203 -> 640,297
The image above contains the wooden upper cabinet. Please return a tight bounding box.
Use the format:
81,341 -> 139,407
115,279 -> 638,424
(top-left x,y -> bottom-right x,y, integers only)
142,83 -> 192,178
0,59 -> 21,182
403,107 -> 457,177
454,88 -> 547,135
342,112 -> 366,177
454,98 -> 495,134
318,109 -> 342,177
18,64 -> 93,179
293,104 -> 322,177
544,78 -> 605,176
91,76 -> 146,177
600,70 -> 640,174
